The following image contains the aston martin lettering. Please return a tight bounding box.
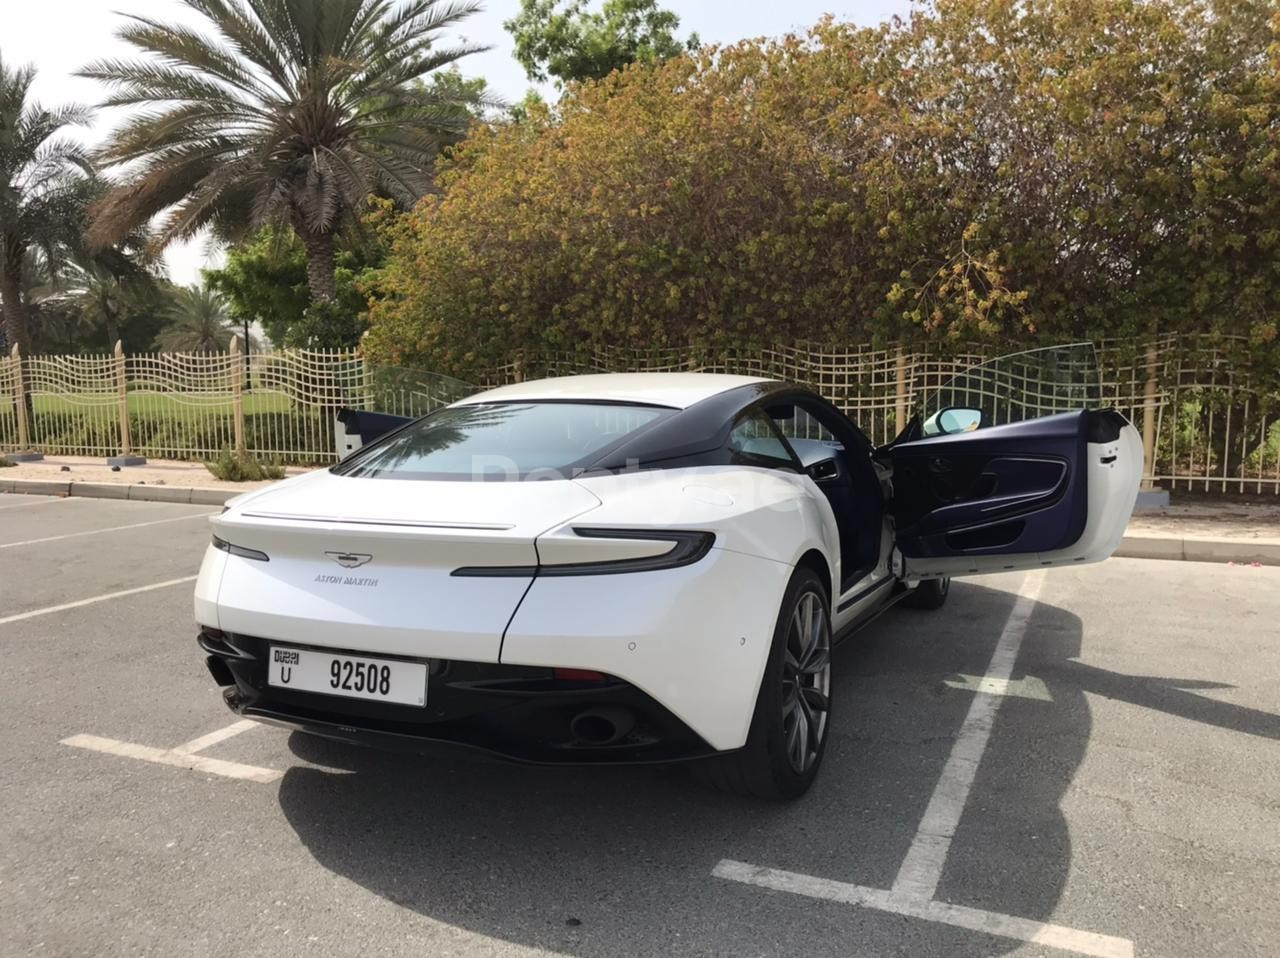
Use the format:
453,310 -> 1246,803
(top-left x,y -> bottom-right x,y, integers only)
313,574 -> 380,587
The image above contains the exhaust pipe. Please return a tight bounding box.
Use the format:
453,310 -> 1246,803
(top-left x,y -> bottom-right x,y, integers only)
570,707 -> 636,746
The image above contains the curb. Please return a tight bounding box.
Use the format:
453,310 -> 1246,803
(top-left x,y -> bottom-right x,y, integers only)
3,478 -> 1279,565
1114,535 -> 1280,566
1,478 -> 237,506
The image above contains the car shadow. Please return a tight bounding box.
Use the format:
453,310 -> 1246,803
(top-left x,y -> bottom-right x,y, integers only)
1061,664 -> 1280,741
274,580 -> 1095,955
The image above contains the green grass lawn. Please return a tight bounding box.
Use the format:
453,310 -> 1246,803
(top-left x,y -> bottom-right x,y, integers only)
25,392 -> 298,419
0,390 -> 342,461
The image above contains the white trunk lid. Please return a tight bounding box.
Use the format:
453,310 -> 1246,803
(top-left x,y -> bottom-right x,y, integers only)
211,472 -> 601,663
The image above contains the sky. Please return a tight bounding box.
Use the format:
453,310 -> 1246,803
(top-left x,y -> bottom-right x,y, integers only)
6,0 -> 916,285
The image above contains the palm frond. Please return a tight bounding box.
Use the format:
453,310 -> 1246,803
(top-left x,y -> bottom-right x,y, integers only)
239,0 -> 307,78
90,143 -> 245,245
18,103 -> 93,143
338,140 -> 430,203
185,0 -> 296,90
153,283 -> 240,351
83,58 -> 274,116
346,41 -> 493,109
0,55 -> 96,319
95,105 -> 271,164
114,15 -> 275,100
88,0 -> 488,294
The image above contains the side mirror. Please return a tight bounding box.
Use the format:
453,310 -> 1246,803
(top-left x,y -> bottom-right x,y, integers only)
805,457 -> 841,482
922,407 -> 983,437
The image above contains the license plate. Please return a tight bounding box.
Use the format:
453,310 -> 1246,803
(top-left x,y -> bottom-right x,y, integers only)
267,646 -> 427,707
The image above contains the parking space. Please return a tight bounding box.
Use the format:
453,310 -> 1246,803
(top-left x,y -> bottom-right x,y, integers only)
0,496 -> 216,621
1,492 -> 1276,957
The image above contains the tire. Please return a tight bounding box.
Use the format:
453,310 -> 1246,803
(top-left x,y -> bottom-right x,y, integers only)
693,567 -> 832,800
900,576 -> 950,610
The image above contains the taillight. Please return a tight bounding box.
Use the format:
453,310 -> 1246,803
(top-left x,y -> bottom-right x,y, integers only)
452,528 -> 714,577
538,528 -> 715,576
212,534 -> 269,562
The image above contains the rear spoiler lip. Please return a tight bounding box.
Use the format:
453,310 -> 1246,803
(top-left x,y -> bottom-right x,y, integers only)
234,510 -> 514,531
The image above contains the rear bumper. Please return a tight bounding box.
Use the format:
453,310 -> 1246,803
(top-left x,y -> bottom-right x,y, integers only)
198,540 -> 797,751
200,630 -> 717,765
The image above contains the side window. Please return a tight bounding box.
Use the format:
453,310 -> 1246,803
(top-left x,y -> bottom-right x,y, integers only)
919,343 -> 1102,436
771,405 -> 837,444
766,398 -> 866,471
727,408 -> 797,469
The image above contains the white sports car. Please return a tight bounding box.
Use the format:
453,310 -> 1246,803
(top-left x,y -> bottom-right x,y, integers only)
195,345 -> 1141,798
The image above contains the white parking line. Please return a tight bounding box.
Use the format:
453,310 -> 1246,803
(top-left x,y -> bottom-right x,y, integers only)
172,719 -> 259,756
0,497 -> 70,511
0,576 -> 197,627
943,673 -> 1052,701
713,572 -> 1132,957
714,861 -> 1133,958
0,511 -> 214,549
61,734 -> 281,784
892,570 -> 1046,900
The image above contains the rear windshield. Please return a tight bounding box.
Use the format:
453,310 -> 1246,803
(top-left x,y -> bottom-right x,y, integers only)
333,402 -> 671,480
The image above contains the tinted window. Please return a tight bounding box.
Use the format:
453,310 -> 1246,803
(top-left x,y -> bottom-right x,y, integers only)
769,404 -> 837,443
727,409 -> 797,469
334,402 -> 669,479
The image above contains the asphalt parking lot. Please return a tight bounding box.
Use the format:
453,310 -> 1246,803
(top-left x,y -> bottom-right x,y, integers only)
1,493 -> 1277,958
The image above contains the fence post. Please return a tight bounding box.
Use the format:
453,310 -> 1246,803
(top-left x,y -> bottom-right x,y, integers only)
107,340 -> 144,466
229,336 -> 246,455
1141,340 -> 1158,491
10,343 -> 29,451
894,345 -> 908,435
115,341 -> 130,455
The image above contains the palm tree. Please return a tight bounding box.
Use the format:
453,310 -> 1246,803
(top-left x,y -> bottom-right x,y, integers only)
30,189 -> 163,350
42,261 -> 144,349
0,55 -> 93,352
83,0 -> 490,306
153,285 -> 242,352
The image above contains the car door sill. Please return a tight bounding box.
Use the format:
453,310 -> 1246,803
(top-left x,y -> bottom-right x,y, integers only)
833,583 -> 909,647
836,576 -> 894,614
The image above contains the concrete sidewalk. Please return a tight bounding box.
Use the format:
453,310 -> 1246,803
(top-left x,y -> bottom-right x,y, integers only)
0,476 -> 241,506
1115,533 -> 1280,564
0,453 -> 305,496
1,454 -> 301,504
1119,500 -> 1280,565
3,457 -> 1279,564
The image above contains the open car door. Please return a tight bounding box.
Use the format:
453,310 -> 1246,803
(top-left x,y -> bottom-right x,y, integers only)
334,370 -> 480,457
888,344 -> 1141,578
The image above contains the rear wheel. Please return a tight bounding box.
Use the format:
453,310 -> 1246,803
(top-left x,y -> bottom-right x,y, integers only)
694,567 -> 832,800
901,576 -> 950,610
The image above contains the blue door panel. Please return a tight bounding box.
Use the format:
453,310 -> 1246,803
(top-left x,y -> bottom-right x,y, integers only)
337,408 -> 415,446
890,411 -> 1089,558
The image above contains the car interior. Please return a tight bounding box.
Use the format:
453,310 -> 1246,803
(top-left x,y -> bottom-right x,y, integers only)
764,398 -> 884,592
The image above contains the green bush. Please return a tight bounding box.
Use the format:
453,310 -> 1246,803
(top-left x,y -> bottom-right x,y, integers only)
363,0 -> 1280,381
204,447 -> 287,482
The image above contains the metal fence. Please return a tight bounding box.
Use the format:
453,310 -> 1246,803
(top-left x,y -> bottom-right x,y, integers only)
483,336 -> 1280,494
2,336 -> 1277,493
0,341 -> 474,465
